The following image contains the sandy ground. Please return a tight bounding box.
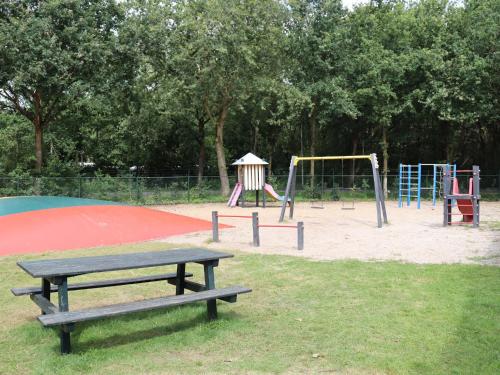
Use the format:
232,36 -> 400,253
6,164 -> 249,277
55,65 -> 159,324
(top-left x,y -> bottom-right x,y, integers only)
152,201 -> 500,265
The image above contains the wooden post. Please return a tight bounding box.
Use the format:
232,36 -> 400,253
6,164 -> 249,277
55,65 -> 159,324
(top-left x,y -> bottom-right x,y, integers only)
175,263 -> 185,295
289,166 -> 298,219
252,212 -> 260,247
279,157 -> 296,222
41,278 -> 50,315
57,277 -> 71,354
297,222 -> 304,250
203,262 -> 217,320
240,180 -> 245,208
472,165 -> 480,228
370,154 -> 384,228
212,211 -> 219,242
262,166 -> 266,208
443,165 -> 451,226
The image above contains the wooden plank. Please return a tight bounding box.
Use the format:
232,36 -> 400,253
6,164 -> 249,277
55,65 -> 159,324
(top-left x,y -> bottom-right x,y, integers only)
38,286 -> 252,326
167,277 -> 237,303
17,248 -> 232,278
11,272 -> 194,296
168,279 -> 206,292
30,294 -> 58,315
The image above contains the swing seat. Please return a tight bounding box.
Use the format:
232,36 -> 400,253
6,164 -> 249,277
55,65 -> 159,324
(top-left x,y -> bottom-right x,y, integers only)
341,203 -> 355,210
311,202 -> 325,209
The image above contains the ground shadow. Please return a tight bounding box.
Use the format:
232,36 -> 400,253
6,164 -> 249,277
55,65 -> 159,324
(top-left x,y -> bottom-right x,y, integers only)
431,266 -> 499,373
44,304 -> 240,354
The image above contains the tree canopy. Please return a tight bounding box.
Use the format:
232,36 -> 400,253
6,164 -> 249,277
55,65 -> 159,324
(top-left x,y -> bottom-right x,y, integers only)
0,0 -> 498,192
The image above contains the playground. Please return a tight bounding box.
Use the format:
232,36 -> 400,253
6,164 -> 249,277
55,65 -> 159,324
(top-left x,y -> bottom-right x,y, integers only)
159,201 -> 500,265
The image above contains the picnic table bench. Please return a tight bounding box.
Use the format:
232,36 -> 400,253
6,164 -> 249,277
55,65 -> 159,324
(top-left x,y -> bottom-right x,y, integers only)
12,248 -> 251,354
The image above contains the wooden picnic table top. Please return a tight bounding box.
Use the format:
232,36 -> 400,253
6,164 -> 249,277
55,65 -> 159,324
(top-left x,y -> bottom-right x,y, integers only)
17,248 -> 233,278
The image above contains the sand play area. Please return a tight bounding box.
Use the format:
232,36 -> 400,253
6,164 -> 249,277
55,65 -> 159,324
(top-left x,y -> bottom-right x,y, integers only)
154,201 -> 500,265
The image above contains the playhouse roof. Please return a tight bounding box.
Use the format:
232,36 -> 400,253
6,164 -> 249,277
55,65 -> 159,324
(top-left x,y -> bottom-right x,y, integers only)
232,152 -> 268,166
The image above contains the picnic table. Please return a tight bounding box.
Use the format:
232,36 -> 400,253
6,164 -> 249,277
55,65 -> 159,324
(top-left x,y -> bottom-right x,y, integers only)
12,248 -> 251,354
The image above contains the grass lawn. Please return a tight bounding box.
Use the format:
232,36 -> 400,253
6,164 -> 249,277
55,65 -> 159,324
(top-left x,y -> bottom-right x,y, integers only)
1,242 -> 499,374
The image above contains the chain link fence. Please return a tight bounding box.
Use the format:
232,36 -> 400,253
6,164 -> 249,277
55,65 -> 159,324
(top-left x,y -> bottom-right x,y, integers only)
0,173 -> 499,204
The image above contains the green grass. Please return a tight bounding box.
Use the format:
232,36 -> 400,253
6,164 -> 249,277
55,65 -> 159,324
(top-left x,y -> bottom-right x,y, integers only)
1,242 -> 499,374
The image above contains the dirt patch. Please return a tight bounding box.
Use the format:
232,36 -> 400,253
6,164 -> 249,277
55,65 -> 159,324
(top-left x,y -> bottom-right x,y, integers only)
151,201 -> 500,265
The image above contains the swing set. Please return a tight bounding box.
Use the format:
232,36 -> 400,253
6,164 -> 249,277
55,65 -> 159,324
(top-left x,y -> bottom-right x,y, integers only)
279,154 -> 388,228
310,159 -> 356,210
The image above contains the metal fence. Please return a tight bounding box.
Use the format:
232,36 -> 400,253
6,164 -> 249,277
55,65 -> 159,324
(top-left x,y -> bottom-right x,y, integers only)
0,173 -> 499,204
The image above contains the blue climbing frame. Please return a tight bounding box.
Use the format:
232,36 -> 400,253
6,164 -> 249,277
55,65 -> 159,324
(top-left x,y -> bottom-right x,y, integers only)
398,163 -> 456,208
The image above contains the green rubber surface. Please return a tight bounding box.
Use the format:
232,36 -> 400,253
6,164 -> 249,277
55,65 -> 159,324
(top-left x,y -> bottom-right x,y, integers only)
0,196 -> 122,217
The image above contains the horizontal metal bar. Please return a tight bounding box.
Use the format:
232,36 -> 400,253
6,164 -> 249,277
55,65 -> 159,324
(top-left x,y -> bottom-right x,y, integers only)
258,224 -> 298,229
294,155 -> 371,166
217,215 -> 253,219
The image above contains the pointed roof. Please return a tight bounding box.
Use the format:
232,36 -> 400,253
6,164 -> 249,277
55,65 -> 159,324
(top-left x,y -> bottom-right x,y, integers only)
232,152 -> 268,166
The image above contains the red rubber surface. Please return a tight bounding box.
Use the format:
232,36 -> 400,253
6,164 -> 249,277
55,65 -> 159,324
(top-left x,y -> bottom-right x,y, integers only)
0,206 -> 230,256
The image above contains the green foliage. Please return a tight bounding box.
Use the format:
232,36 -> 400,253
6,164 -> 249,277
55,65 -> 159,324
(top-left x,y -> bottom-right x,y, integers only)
0,113 -> 34,173
0,0 -> 498,184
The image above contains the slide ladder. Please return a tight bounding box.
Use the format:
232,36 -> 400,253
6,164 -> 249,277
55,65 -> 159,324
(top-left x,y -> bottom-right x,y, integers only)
452,177 -> 474,222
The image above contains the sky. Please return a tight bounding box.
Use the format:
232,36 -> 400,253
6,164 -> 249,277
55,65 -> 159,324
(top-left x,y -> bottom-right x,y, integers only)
342,0 -> 370,9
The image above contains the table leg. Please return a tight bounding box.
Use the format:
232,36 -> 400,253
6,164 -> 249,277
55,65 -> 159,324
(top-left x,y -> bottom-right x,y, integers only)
56,277 -> 71,354
41,278 -> 51,315
203,262 -> 217,320
176,263 -> 186,295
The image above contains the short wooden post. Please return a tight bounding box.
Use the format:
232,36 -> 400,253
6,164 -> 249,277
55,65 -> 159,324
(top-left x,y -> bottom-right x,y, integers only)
252,212 -> 260,247
212,211 -> 219,242
297,222 -> 304,250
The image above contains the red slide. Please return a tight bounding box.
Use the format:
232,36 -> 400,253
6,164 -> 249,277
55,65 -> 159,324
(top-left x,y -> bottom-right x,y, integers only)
452,178 -> 473,222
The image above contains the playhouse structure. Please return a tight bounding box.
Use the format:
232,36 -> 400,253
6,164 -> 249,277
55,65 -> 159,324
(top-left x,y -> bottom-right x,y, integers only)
398,163 -> 456,208
227,153 -> 287,208
443,165 -> 480,227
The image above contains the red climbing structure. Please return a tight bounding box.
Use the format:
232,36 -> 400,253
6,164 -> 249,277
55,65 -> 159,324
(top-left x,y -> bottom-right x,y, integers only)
443,166 -> 480,227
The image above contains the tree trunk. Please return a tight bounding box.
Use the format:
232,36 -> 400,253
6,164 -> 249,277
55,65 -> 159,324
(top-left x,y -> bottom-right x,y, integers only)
349,135 -> 358,188
309,101 -> 317,188
197,117 -> 206,185
381,125 -> 389,199
253,122 -> 259,154
33,91 -> 43,174
34,123 -> 43,174
215,101 -> 230,196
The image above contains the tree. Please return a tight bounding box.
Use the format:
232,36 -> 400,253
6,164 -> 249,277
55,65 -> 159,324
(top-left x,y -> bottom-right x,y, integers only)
287,0 -> 357,186
0,0 -> 122,173
169,0 -> 287,195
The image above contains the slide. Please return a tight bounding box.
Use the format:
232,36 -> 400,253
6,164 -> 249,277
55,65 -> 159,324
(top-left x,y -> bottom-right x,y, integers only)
452,177 -> 473,222
227,182 -> 242,207
264,183 -> 290,203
